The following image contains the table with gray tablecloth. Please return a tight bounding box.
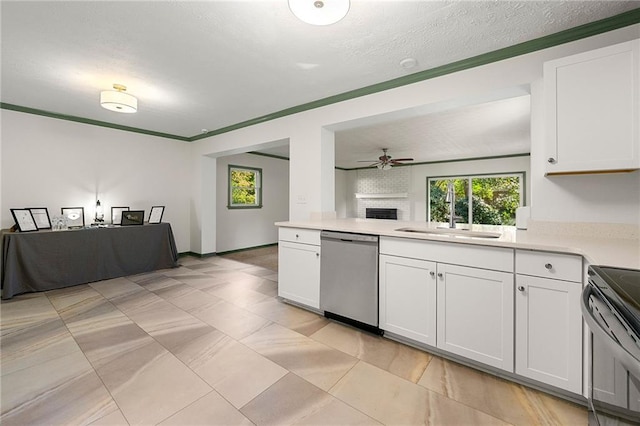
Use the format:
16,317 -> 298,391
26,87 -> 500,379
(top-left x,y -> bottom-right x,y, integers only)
1,223 -> 179,299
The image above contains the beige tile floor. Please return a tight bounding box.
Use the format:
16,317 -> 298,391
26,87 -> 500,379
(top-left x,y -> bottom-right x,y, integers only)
0,247 -> 588,425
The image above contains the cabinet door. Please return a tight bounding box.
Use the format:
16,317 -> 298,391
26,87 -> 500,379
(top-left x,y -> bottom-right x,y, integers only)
515,275 -> 582,393
544,39 -> 639,174
278,241 -> 320,309
379,254 -> 437,346
437,264 -> 514,371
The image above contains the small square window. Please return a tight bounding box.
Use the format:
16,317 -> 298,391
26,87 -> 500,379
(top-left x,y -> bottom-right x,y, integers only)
228,165 -> 262,209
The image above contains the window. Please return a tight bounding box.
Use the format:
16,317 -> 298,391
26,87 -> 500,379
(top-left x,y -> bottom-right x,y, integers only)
228,165 -> 262,209
427,173 -> 524,226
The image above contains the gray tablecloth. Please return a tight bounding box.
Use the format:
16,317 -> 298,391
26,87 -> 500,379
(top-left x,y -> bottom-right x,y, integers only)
1,223 -> 179,299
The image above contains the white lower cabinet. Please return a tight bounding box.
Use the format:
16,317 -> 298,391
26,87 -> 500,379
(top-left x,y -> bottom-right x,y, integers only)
278,229 -> 321,309
515,250 -> 583,394
515,275 -> 582,393
277,231 -> 590,396
379,237 -> 515,372
436,264 -> 514,371
379,254 -> 437,346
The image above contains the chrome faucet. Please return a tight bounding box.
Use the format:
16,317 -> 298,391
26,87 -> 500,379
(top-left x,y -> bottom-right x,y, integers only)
445,182 -> 456,228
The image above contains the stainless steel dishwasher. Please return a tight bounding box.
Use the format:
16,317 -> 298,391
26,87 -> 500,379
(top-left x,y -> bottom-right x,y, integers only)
320,231 -> 381,334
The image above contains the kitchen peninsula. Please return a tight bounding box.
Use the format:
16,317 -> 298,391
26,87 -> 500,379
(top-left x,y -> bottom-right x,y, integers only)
275,218 -> 639,401
276,218 -> 640,269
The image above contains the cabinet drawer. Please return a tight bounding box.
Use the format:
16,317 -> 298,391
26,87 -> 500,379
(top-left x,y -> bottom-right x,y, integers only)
380,236 -> 513,272
516,250 -> 582,282
279,227 -> 320,245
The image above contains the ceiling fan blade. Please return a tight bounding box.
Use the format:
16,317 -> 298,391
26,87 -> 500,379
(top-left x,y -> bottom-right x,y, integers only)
391,158 -> 414,162
357,160 -> 380,163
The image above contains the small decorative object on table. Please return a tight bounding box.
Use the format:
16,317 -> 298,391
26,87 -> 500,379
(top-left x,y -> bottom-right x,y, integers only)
121,210 -> 144,226
61,207 -> 85,228
51,215 -> 68,231
94,200 -> 104,223
10,208 -> 38,232
148,206 -> 165,224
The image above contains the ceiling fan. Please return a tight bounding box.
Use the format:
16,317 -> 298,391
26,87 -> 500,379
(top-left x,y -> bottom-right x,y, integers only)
358,148 -> 414,170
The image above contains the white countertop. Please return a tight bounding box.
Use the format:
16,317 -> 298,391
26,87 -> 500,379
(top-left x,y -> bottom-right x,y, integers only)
275,218 -> 640,270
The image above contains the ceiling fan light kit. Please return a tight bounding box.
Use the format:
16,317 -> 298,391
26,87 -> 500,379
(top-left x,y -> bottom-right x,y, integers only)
100,84 -> 137,113
288,0 -> 350,26
359,148 -> 414,170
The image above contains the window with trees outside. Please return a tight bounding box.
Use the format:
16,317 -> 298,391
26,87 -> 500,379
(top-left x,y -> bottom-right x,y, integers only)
228,165 -> 262,209
428,173 -> 524,226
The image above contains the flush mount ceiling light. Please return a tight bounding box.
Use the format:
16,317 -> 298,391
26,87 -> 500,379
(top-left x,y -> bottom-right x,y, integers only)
100,84 -> 137,113
289,0 -> 350,26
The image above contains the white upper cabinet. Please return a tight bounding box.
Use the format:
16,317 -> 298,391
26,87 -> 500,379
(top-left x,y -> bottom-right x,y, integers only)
544,39 -> 640,175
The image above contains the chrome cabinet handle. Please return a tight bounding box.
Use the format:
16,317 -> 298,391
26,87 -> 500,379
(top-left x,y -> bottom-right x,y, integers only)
437,273 -> 443,278
518,286 -> 525,292
429,271 -> 435,277
547,157 -> 556,164
545,263 -> 553,270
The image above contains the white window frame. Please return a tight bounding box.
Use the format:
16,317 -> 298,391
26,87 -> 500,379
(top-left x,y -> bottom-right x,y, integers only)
426,172 -> 525,225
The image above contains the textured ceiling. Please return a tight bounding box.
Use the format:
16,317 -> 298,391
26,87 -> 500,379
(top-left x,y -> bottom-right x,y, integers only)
1,1 -> 638,167
334,94 -> 531,169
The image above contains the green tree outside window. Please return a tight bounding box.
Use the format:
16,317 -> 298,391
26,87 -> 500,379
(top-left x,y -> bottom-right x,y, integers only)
228,165 -> 262,209
428,174 -> 523,226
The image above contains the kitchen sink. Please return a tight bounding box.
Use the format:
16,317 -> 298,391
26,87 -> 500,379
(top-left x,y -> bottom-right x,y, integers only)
394,227 -> 502,239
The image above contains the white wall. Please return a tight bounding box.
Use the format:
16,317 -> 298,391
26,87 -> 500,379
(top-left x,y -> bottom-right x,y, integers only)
0,110 -> 193,252
335,169 -> 349,218
215,153 -> 289,252
190,25 -> 639,249
2,26 -> 637,258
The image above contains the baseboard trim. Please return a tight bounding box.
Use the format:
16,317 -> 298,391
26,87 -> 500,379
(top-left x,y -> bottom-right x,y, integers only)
216,242 -> 277,256
178,251 -> 217,258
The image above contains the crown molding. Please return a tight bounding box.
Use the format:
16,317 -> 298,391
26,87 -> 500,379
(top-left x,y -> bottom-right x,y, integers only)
0,103 -> 189,141
2,9 -> 638,142
190,9 -> 640,141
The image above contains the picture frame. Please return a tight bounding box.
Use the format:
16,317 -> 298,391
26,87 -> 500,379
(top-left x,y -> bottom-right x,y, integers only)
10,208 -> 38,232
148,206 -> 165,224
61,207 -> 85,228
111,206 -> 130,225
28,207 -> 51,230
121,210 -> 144,226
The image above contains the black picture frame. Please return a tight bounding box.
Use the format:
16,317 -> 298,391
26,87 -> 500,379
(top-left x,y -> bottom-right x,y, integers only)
148,206 -> 165,224
121,210 -> 144,226
28,207 -> 52,230
10,208 -> 38,232
61,207 -> 85,228
111,206 -> 130,225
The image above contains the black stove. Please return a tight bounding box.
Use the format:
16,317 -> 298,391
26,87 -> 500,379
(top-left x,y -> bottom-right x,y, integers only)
583,265 -> 640,425
589,265 -> 640,337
